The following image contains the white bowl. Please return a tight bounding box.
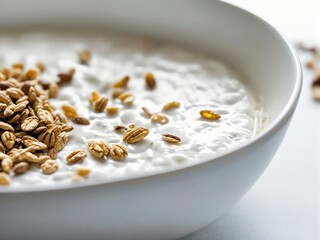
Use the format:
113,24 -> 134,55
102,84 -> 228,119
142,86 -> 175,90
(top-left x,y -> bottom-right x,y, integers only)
0,1 -> 302,239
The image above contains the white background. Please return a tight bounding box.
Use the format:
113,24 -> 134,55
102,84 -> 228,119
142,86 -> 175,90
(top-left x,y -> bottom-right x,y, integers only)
182,1 -> 320,239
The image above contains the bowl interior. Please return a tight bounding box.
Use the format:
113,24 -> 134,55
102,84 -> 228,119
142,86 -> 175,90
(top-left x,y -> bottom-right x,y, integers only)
0,0 -> 301,193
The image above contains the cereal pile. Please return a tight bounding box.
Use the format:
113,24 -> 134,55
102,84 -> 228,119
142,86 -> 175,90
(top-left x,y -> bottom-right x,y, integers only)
0,50 -> 221,186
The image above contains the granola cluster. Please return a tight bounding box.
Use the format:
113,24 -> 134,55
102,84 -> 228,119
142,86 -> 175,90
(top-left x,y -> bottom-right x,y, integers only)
0,64 -> 73,185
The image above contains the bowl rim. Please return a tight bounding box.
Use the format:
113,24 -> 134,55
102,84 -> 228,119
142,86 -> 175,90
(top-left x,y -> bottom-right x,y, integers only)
0,1 -> 302,193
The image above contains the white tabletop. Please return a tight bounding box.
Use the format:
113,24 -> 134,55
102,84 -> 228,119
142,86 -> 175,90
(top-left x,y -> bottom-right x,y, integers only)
182,1 -> 320,239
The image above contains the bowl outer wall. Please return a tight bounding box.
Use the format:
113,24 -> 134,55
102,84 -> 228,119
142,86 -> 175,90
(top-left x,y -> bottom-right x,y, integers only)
0,118 -> 292,240
0,0 -> 302,239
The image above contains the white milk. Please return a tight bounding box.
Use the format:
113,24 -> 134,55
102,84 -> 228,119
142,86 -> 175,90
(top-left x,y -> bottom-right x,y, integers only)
0,32 -> 269,187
